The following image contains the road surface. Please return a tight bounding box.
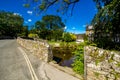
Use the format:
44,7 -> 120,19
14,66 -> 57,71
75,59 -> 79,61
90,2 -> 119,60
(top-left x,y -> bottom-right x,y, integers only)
0,39 -> 48,80
0,39 -> 81,80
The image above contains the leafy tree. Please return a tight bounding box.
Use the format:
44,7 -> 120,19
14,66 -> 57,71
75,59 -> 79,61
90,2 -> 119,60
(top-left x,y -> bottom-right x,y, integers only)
0,11 -> 24,37
23,0 -> 79,16
92,0 -> 120,50
63,32 -> 72,42
34,15 -> 65,41
93,0 -> 113,9
62,32 -> 76,42
18,26 -> 29,37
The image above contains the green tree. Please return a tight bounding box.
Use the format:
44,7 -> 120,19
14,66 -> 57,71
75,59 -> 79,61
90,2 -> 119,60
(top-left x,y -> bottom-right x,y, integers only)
34,15 -> 65,41
18,26 -> 28,37
0,11 -> 24,37
92,0 -> 120,50
62,32 -> 76,42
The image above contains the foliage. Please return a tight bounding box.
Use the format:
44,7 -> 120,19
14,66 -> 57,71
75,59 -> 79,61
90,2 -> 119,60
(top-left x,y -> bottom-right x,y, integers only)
0,11 -> 24,37
18,26 -> 28,37
23,4 -> 30,8
28,33 -> 39,38
89,43 -> 97,46
62,32 -> 76,42
51,42 -> 78,55
23,0 -> 79,16
70,33 -> 77,41
62,32 -> 72,42
92,0 -> 120,50
72,42 -> 85,75
93,0 -> 113,9
33,15 -> 65,41
60,42 -> 77,50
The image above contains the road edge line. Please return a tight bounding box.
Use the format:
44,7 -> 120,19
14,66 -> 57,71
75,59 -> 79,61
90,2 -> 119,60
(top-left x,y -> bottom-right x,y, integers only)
18,47 -> 38,80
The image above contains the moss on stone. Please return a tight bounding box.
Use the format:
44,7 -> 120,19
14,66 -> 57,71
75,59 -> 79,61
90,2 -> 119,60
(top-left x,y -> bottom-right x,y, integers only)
89,48 -> 99,59
95,60 -> 100,66
108,54 -> 114,63
114,73 -> 120,79
116,62 -> 120,67
94,72 -> 100,78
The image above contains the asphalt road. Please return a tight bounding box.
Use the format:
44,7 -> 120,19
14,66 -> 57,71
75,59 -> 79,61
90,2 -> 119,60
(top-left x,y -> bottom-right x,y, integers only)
0,39 -> 47,80
0,39 -> 81,80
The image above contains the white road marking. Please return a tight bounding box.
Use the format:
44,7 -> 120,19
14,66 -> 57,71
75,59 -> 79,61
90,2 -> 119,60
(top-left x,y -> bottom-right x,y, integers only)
18,47 -> 38,80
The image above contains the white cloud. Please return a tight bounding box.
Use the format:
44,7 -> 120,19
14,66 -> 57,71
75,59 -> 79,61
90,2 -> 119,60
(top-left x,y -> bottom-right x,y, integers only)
27,11 -> 33,15
64,26 -> 67,29
28,19 -> 32,22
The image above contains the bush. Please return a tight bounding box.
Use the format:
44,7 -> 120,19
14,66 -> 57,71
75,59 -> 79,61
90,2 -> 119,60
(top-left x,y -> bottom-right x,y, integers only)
72,43 -> 84,75
28,33 -> 39,38
70,33 -> 77,41
62,32 -> 76,42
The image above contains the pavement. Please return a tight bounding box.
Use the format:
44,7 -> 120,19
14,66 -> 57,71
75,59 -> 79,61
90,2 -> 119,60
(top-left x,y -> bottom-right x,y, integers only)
44,63 -> 80,80
0,39 -> 32,80
0,39 -> 81,80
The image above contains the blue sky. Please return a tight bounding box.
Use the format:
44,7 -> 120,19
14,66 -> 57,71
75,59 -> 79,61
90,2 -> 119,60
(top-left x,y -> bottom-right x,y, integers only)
0,0 -> 97,34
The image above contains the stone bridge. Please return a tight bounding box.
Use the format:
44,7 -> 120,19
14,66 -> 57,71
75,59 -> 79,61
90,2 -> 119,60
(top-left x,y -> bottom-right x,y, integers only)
85,46 -> 120,80
17,37 -> 53,62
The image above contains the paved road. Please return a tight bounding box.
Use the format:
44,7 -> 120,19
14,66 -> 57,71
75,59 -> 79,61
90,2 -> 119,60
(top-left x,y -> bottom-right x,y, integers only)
0,39 -> 81,80
0,39 -> 44,80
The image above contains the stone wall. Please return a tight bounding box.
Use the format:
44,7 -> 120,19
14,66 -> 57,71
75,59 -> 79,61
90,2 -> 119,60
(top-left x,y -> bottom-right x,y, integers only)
17,37 -> 53,62
85,46 -> 120,80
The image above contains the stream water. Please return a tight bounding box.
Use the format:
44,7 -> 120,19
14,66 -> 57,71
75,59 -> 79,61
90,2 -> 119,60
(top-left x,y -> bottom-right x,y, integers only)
52,47 -> 75,67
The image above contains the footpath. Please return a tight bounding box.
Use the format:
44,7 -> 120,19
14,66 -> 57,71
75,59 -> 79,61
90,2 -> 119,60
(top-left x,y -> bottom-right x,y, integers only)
44,63 -> 80,80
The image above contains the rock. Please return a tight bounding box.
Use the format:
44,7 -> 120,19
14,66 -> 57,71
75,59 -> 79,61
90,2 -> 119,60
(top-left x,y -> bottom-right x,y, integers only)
86,56 -> 92,63
98,74 -> 106,80
87,63 -> 101,71
85,46 -> 120,80
113,54 -> 120,62
17,38 -> 53,62
101,61 -> 110,72
107,74 -> 115,80
110,61 -> 117,69
98,49 -> 104,56
114,68 -> 120,73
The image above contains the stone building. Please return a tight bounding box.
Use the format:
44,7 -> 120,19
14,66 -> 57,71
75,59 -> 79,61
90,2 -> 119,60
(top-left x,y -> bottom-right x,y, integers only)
75,34 -> 85,43
86,25 -> 94,41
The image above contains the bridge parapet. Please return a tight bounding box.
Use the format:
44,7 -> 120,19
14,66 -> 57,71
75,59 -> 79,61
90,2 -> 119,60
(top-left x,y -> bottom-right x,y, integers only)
17,37 -> 53,62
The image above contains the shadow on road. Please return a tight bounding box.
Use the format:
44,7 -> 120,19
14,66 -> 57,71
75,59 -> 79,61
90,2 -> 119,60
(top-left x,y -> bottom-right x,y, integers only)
0,36 -> 15,40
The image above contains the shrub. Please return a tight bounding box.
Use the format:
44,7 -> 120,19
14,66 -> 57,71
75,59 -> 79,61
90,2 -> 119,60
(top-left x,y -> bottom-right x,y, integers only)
62,32 -> 76,42
70,33 -> 77,41
28,33 -> 39,38
72,43 -> 85,75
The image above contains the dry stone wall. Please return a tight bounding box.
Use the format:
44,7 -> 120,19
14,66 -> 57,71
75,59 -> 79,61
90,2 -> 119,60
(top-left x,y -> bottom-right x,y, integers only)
85,46 -> 120,80
17,37 -> 53,62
